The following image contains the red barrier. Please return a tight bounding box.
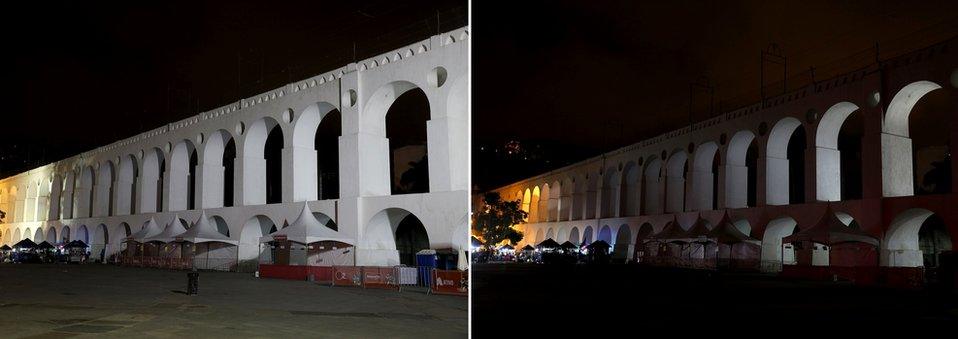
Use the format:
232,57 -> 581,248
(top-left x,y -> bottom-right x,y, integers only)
432,270 -> 468,296
881,267 -> 925,289
259,264 -> 308,280
308,266 -> 334,284
362,267 -> 399,290
332,266 -> 363,287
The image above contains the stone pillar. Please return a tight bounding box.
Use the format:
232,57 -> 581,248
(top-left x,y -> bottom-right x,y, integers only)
815,147 -> 841,201
880,133 -> 913,197
237,156 -> 266,206
284,146 -> 318,202
196,162 -> 225,209
113,178 -> 134,215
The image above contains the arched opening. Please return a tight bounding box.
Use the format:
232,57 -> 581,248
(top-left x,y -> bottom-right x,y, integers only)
265,123 -> 284,204
534,228 -> 544,244
46,227 -> 57,244
882,81 -> 954,197
169,140 -> 198,211
559,177 -> 574,221
884,208 -> 953,268
601,168 -> 619,218
692,142 -> 720,211
582,225 -> 594,245
530,186 -> 541,222
223,138 -> 236,207
521,188 -> 531,221
13,229 -> 22,243
117,155 -> 138,215
61,225 -> 72,243
665,151 -> 688,213
634,223 -> 655,261
362,208 -> 431,266
24,228 -> 32,241
242,117 -> 284,205
386,88 -> 430,195
75,166 -> 95,218
545,228 -> 555,241
95,161 -> 116,216
760,217 -> 798,271
210,215 -> 230,237
34,228 -> 43,242
548,180 -> 561,222
569,227 -> 581,245
92,224 -> 109,261
140,148 -> 166,213
598,225 -> 612,244
613,224 -> 632,261
539,184 -> 551,222
621,162 -> 639,216
816,102 -> 864,201
643,158 -> 663,214
766,118 -> 807,205
200,130 -> 236,209
77,225 -> 89,244
316,109 -> 341,200
239,215 -> 277,269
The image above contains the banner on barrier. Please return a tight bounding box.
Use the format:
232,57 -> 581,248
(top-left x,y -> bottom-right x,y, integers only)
362,267 -> 399,290
333,266 -> 362,287
432,270 -> 468,296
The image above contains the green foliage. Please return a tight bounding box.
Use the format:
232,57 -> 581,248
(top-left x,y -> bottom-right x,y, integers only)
472,192 -> 526,248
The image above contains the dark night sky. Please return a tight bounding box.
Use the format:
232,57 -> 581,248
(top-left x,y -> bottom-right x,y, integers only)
0,0 -> 465,178
474,0 -> 958,190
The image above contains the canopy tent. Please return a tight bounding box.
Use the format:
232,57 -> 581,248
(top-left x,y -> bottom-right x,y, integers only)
144,215 -> 189,243
586,240 -> 611,252
648,219 -> 689,244
560,241 -> 578,251
782,206 -> 879,247
178,211 -> 237,245
37,241 -> 55,250
129,217 -> 164,242
260,203 -> 353,245
521,244 -> 536,252
66,240 -> 89,248
471,236 -> 484,248
707,211 -> 760,245
13,238 -> 38,250
499,244 -> 515,251
536,238 -> 561,250
1,244 -> 12,251
685,217 -> 713,244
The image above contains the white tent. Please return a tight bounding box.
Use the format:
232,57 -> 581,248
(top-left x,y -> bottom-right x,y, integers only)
144,214 -> 188,243
129,217 -> 163,242
259,203 -> 354,245
179,211 -> 237,245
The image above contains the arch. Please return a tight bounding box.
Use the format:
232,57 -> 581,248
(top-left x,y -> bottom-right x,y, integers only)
621,162 -> 640,216
732,219 -> 751,236
24,228 -> 32,241
242,116 -> 284,205
766,117 -> 807,205
548,180 -> 561,222
816,102 -> 863,201
569,227 -> 581,245
884,208 -> 953,267
75,166 -> 95,218
208,215 -> 230,237
116,155 -> 138,215
59,171 -> 76,219
534,228 -> 544,244
530,186 -> 541,222
201,130 -> 236,208
538,184 -> 550,222
1,229 -> 9,245
95,160 -> 116,216
882,81 -> 947,197
559,176 -> 574,221
34,228 -> 43,242
613,224 -> 632,260
635,223 -> 654,243
12,228 -> 22,243
665,151 -> 688,213
728,130 -> 759,208
521,188 -> 532,221
582,225 -> 594,245
169,139 -> 198,211
61,226 -> 72,243
239,215 -> 277,263
76,225 -> 89,244
544,227 -> 555,241
556,226 -> 569,243
643,157 -> 663,214
760,217 -> 799,270
692,142 -> 720,211
379,83 -> 431,195
140,148 -> 166,213
598,225 -> 613,244
37,176 -> 53,221
290,102 -> 340,201
600,167 -> 620,218
46,226 -> 57,244
361,208 -> 432,266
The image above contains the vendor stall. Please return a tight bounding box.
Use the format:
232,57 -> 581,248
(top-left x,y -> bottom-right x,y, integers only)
781,205 -> 880,283
177,211 -> 239,271
258,203 -> 355,281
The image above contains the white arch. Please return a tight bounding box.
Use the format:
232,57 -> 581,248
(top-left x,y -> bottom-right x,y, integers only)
598,225 -> 613,244
140,148 -> 165,213
169,139 -> 196,211
882,208 -> 952,267
582,225 -> 594,245
569,227 -> 581,245
361,208 -> 431,266
94,161 -> 115,217
766,117 -> 803,205
200,130 -> 235,209
691,142 -> 719,211
665,151 -> 688,213
290,102 -> 339,202
816,102 -> 860,201
644,157 -> 663,215
760,217 -> 798,270
881,80 -> 943,197
241,116 -> 283,205
116,155 -> 138,215
545,227 -> 555,241
75,166 -> 95,218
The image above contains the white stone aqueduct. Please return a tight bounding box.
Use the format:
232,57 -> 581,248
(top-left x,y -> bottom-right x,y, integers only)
492,38 -> 958,270
0,27 -> 470,268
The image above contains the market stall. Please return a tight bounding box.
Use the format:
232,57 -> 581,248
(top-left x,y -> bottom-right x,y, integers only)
177,212 -> 238,271
258,204 -> 355,281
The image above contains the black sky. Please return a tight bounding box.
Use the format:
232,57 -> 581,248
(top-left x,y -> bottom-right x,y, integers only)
1,0 -> 465,178
474,0 -> 958,189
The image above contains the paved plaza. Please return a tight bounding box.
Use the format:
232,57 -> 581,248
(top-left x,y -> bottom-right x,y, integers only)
0,264 -> 466,338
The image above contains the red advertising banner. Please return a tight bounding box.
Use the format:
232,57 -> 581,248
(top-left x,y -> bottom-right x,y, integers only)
362,267 -> 399,290
308,266 -> 335,284
332,266 -> 362,287
432,270 -> 468,296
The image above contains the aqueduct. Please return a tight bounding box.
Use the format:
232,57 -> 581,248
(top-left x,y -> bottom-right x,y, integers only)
1,27 -> 469,270
488,37 -> 958,279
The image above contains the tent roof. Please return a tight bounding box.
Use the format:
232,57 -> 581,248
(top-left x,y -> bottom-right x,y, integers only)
536,238 -> 560,249
521,244 -> 536,251
261,203 -> 353,245
130,218 -> 164,241
177,211 -> 237,244
0,244 -> 12,251
144,215 -> 188,243
706,211 -> 760,245
782,206 -> 879,246
66,240 -> 89,248
586,240 -> 610,250
650,219 -> 688,242
499,244 -> 515,250
560,241 -> 578,249
37,241 -> 55,249
13,238 -> 37,249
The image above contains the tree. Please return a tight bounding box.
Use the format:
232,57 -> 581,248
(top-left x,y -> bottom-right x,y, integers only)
472,192 -> 526,249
